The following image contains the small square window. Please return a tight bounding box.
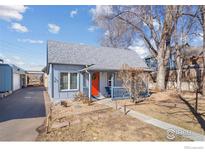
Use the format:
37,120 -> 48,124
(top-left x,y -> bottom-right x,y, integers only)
60,73 -> 68,90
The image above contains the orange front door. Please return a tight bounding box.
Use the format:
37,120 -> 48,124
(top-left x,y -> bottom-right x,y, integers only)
92,72 -> 99,96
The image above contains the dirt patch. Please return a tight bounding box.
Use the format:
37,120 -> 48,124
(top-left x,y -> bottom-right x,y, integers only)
116,90 -> 205,135
51,101 -> 111,121
37,100 -> 189,141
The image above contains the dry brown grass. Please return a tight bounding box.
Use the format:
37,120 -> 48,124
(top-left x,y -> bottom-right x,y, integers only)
74,92 -> 92,105
37,100 -> 190,141
116,90 -> 205,134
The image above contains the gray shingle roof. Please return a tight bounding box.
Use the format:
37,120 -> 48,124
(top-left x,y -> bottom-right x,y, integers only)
47,40 -> 148,70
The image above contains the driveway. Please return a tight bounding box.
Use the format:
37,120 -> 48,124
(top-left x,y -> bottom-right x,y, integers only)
0,87 -> 49,141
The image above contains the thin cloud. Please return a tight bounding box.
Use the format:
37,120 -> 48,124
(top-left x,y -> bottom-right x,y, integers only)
0,54 -> 25,66
0,53 -> 44,71
70,9 -> 78,18
88,26 -> 98,32
48,23 -> 60,34
18,38 -> 44,44
129,40 -> 149,58
0,5 -> 27,21
11,22 -> 28,33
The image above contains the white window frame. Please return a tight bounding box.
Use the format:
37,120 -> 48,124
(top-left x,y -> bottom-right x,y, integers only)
59,72 -> 79,91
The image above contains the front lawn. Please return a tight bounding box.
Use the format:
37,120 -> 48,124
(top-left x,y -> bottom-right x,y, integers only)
116,90 -> 205,135
36,100 -> 189,141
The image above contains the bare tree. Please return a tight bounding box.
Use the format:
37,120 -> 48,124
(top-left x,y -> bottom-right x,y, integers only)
93,6 -> 179,91
172,6 -> 198,92
197,6 -> 205,95
118,64 -> 147,102
181,5 -> 205,94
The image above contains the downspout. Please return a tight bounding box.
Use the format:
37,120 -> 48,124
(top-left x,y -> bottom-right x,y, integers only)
51,64 -> 54,99
88,72 -> 91,100
85,65 -> 91,100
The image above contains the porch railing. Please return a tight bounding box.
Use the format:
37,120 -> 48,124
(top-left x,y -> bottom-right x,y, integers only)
112,87 -> 130,100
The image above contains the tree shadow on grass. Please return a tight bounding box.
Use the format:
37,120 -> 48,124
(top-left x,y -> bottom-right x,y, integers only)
179,95 -> 205,132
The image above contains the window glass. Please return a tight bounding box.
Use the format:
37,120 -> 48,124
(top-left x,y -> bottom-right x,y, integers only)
60,73 -> 68,90
70,73 -> 77,89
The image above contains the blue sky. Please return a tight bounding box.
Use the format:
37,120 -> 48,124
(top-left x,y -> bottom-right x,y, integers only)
0,5 -> 102,70
0,5 -> 203,71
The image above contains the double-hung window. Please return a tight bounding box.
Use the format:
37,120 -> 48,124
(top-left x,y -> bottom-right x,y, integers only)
60,72 -> 78,90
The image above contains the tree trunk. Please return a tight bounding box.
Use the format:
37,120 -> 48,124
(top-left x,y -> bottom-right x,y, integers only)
201,6 -> 205,95
156,48 -> 166,91
202,22 -> 205,95
176,46 -> 182,92
156,6 -> 176,91
202,27 -> 205,95
176,61 -> 182,92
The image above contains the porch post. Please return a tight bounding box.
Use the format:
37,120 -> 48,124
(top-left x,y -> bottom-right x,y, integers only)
80,73 -> 83,93
88,72 -> 92,100
111,73 -> 114,99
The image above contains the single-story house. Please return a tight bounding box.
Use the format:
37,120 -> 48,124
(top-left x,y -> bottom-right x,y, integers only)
0,63 -> 26,93
47,40 -> 150,103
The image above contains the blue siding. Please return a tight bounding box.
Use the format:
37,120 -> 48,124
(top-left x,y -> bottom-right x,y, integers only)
0,64 -> 12,92
47,64 -> 53,98
49,64 -> 149,102
52,64 -> 85,102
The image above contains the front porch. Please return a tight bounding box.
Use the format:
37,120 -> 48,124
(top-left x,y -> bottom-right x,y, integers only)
81,71 -> 147,100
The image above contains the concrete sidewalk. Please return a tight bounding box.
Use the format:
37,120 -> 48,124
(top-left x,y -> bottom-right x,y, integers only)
97,99 -> 205,141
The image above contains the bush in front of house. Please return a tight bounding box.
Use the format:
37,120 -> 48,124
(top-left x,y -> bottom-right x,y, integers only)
74,92 -> 92,105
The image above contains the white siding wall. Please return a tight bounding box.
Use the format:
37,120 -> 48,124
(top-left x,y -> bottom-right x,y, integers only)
13,73 -> 20,91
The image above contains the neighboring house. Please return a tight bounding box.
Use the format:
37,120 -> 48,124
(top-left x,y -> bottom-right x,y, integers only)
0,63 -> 26,93
180,47 -> 204,68
145,54 -> 176,72
144,56 -> 158,71
145,46 -> 205,91
47,40 -> 149,103
145,46 -> 205,72
26,71 -> 44,86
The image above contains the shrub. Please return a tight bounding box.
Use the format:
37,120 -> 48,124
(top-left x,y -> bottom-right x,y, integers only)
74,92 -> 92,105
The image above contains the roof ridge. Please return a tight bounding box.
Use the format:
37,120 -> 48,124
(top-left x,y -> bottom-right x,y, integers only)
47,40 -> 134,52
